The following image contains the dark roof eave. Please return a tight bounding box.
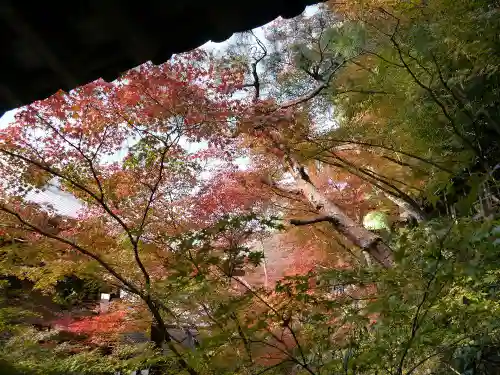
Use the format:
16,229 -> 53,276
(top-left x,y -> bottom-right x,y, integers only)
0,0 -> 322,113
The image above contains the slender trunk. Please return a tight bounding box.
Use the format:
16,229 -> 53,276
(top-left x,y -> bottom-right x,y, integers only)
479,181 -> 494,219
145,297 -> 199,375
288,159 -> 394,268
261,240 -> 269,289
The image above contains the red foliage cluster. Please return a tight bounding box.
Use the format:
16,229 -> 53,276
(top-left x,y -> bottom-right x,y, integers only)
194,170 -> 269,222
67,310 -> 126,334
63,310 -> 129,344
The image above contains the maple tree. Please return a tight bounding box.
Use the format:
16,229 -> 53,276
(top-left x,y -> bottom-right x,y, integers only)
0,50 -> 256,374
0,43 -> 346,373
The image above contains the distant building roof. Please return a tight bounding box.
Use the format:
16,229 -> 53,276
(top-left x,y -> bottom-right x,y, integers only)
121,331 -> 150,344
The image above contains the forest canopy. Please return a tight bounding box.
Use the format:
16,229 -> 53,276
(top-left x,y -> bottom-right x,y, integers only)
1,0 -> 500,374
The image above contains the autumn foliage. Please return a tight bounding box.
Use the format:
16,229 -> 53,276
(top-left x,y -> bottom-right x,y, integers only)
2,0 -> 499,374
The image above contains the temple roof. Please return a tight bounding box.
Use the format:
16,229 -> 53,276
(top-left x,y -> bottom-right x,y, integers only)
0,0 -> 320,113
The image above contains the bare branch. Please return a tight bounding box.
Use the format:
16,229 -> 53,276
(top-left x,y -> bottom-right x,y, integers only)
320,154 -> 425,216
279,59 -> 349,109
312,137 -> 454,174
362,49 -> 404,68
381,155 -> 428,175
244,30 -> 268,102
280,84 -> 327,109
290,216 -> 338,226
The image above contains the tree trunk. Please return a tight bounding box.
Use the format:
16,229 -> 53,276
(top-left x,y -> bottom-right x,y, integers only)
145,298 -> 199,375
319,153 -> 426,222
288,160 -> 394,268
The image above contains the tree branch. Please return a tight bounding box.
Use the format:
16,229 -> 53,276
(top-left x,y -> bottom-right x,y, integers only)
279,58 -> 350,109
242,30 -> 268,102
280,82 -> 328,109
389,34 -> 482,159
0,204 -> 142,298
231,312 -> 254,364
290,216 -> 339,226
396,227 -> 450,375
31,110 -> 106,200
312,137 -> 454,174
315,152 -> 426,220
0,147 -> 144,271
134,146 -> 173,289
362,49 -> 404,68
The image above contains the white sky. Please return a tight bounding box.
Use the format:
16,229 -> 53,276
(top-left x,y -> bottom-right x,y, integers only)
0,4 -> 320,217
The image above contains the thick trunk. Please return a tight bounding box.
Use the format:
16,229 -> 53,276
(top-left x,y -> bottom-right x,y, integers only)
268,129 -> 394,267
284,155 -> 394,267
295,178 -> 394,267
